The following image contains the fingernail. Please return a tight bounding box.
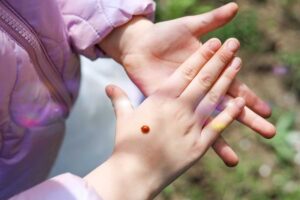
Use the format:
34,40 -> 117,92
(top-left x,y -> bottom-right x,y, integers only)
226,39 -> 240,51
208,39 -> 221,52
236,97 -> 245,108
229,57 -> 242,70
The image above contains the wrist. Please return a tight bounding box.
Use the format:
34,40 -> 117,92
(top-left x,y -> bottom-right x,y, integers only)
98,16 -> 153,64
84,152 -> 157,200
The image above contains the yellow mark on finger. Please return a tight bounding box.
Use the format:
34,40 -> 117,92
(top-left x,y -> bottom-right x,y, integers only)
211,122 -> 227,132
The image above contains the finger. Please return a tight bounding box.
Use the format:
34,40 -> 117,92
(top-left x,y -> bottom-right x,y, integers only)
195,57 -> 242,124
105,85 -> 133,118
205,117 -> 240,167
180,39 -> 240,108
178,3 -> 239,37
228,79 -> 272,118
199,97 -> 245,152
156,38 -> 221,97
213,136 -> 239,167
219,95 -> 276,139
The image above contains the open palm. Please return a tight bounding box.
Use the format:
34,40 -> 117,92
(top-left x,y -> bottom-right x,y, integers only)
122,19 -> 200,94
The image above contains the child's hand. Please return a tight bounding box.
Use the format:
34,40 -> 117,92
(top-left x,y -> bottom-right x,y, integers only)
100,3 -> 276,167
85,38 -> 245,200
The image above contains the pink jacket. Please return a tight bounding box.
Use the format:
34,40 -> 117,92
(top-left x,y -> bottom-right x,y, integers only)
0,0 -> 155,199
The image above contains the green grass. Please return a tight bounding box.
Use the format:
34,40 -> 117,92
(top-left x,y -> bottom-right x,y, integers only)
156,0 -> 263,52
280,52 -> 300,97
204,10 -> 263,52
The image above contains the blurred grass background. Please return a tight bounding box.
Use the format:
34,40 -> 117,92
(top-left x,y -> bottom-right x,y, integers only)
154,0 -> 300,199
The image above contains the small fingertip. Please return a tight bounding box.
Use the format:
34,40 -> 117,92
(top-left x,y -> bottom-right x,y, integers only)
222,3 -> 239,18
213,3 -> 239,25
226,38 -> 240,52
227,2 -> 239,11
220,145 -> 239,167
207,38 -> 222,51
264,109 -> 273,119
225,156 -> 239,168
263,124 -> 277,139
105,84 -> 117,98
256,101 -> 273,118
210,37 -> 222,43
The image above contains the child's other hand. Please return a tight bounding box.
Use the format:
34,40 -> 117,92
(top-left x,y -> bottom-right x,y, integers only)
102,38 -> 244,199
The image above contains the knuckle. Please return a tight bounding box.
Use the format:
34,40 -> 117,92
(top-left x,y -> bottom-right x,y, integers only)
200,48 -> 214,61
223,69 -> 235,80
220,96 -> 231,108
173,105 -> 192,122
218,51 -> 232,64
239,84 -> 251,98
198,74 -> 213,89
224,103 -> 239,118
208,91 -> 220,104
181,66 -> 198,81
223,111 -> 235,123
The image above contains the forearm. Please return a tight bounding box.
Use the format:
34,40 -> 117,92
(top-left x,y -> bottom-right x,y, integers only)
98,16 -> 153,64
11,174 -> 101,200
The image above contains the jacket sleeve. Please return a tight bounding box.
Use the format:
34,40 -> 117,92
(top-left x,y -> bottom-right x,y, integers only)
56,0 -> 156,60
10,173 -> 102,200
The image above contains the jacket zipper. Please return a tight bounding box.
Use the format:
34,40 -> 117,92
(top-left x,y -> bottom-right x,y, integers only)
0,1 -> 71,114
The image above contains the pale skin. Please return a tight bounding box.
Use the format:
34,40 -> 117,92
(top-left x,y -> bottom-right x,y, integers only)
85,38 -> 246,200
99,3 -> 276,166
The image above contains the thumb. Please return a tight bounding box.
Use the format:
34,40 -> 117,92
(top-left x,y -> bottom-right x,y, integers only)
178,2 -> 239,37
105,85 -> 133,118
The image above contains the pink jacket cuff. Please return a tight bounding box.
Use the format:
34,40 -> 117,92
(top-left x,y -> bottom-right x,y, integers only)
10,173 -> 102,200
58,0 -> 156,59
